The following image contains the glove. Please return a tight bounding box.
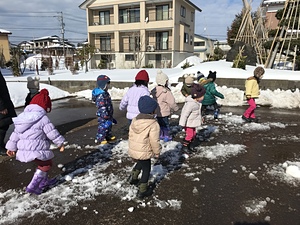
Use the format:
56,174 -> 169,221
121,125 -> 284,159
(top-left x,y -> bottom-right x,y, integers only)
112,118 -> 117,125
103,120 -> 113,129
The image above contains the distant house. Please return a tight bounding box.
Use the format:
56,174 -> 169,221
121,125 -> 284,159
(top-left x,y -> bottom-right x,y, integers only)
0,29 -> 12,65
214,40 -> 231,55
194,34 -> 215,61
18,41 -> 34,54
79,0 -> 201,69
30,35 -> 76,57
261,0 -> 285,30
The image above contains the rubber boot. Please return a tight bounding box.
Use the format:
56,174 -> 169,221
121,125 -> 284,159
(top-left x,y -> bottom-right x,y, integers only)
182,140 -> 191,154
26,169 -> 47,195
163,128 -> 172,142
137,183 -> 153,199
128,169 -> 140,186
39,176 -> 58,190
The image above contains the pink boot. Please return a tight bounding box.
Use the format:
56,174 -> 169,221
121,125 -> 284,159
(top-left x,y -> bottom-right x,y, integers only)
26,169 -> 47,195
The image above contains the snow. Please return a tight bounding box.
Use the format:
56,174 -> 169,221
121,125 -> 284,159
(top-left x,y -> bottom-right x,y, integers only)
1,56 -> 300,223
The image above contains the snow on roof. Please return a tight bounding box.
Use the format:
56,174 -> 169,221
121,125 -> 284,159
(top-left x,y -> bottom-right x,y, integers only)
0,29 -> 12,34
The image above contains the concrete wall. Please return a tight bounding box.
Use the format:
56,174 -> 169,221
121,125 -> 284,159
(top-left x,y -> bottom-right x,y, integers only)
37,78 -> 300,93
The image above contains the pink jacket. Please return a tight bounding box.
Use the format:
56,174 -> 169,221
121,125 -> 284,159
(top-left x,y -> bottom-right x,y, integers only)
150,86 -> 178,117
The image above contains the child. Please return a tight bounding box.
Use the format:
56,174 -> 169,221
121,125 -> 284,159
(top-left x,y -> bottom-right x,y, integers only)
25,76 -> 40,106
179,84 -> 206,153
6,89 -> 65,195
128,95 -> 161,199
119,70 -> 150,124
201,71 -> 224,119
242,66 -> 265,123
151,70 -> 179,142
180,74 -> 195,97
92,75 -> 116,144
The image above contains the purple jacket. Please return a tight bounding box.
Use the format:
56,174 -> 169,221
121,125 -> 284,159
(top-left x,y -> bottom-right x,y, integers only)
5,104 -> 65,163
119,84 -> 150,120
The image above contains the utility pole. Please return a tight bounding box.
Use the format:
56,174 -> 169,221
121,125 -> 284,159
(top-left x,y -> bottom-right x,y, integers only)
60,12 -> 65,62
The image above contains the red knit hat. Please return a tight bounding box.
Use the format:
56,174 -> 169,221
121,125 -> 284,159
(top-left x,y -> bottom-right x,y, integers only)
30,88 -> 52,112
135,70 -> 149,82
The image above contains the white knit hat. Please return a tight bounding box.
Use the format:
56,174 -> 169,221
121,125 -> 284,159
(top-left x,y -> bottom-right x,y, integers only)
27,76 -> 40,90
156,70 -> 169,86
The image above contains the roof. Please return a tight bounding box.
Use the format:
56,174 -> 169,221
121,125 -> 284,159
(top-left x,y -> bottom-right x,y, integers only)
0,29 -> 12,34
184,0 -> 202,12
194,34 -> 217,41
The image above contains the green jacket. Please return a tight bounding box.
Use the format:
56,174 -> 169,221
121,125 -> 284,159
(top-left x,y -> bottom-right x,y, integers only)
201,79 -> 224,106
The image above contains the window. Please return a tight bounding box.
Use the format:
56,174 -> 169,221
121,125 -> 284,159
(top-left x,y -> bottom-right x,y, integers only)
125,54 -> 135,61
156,5 -> 169,21
129,36 -> 140,51
99,11 -> 110,25
180,6 -> 186,18
119,8 -> 140,23
191,12 -> 194,22
156,31 -> 168,50
190,35 -> 193,45
184,33 -> 189,43
194,41 -> 205,46
100,37 -> 111,51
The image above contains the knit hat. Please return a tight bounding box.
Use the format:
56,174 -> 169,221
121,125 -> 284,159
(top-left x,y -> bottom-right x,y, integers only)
156,70 -> 169,86
135,70 -> 149,82
27,76 -> 40,90
253,66 -> 265,78
207,71 -> 217,82
185,76 -> 194,85
191,84 -> 206,99
30,88 -> 52,112
97,75 -> 110,89
197,71 -> 205,82
138,96 -> 158,114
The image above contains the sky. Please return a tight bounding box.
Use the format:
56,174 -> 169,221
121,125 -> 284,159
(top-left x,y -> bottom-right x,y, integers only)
0,0 -> 261,45
1,57 -> 300,223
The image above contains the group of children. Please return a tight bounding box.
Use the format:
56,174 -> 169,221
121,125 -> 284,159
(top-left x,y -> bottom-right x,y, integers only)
3,65 -> 264,199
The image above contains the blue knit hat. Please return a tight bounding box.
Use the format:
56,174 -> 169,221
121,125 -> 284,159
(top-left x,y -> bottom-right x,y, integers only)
97,75 -> 110,89
138,96 -> 158,114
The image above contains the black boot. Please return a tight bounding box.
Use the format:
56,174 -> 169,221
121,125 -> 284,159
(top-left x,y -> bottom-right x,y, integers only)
181,140 -> 191,154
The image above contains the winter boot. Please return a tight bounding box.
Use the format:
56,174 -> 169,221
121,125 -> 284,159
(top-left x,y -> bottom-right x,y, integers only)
26,169 -> 47,195
163,128 -> 172,142
214,109 -> 220,119
189,139 -> 198,153
128,169 -> 140,186
39,176 -> 58,190
137,183 -> 153,199
181,140 -> 191,154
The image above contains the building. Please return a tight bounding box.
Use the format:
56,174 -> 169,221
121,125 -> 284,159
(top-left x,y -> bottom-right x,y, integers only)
30,35 -> 76,57
214,40 -> 231,55
0,29 -> 12,65
79,0 -> 201,69
261,0 -> 286,30
193,34 -> 215,61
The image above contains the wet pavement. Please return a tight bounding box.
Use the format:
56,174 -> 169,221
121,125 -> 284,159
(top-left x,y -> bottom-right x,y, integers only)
0,97 -> 299,225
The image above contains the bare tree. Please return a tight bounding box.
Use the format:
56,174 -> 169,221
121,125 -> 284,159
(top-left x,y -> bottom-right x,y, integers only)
77,43 -> 96,72
130,31 -> 145,68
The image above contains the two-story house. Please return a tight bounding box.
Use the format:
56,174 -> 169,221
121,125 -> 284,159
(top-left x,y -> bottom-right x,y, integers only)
194,34 -> 216,61
0,29 -> 12,66
79,0 -> 201,69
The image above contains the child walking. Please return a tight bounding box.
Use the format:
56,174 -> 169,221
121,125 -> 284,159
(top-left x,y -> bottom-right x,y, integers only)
128,96 -> 161,199
180,74 -> 195,97
201,71 -> 224,119
25,76 -> 40,106
6,89 -> 65,195
179,84 -> 206,153
119,70 -> 150,124
151,70 -> 179,142
242,66 -> 265,123
92,75 -> 116,144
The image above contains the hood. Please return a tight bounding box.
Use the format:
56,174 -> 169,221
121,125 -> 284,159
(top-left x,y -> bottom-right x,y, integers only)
92,87 -> 105,97
151,86 -> 167,98
13,104 -> 46,133
130,114 -> 157,134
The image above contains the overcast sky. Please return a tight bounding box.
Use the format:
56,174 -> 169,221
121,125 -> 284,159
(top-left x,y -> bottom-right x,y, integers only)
0,0 -> 261,45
